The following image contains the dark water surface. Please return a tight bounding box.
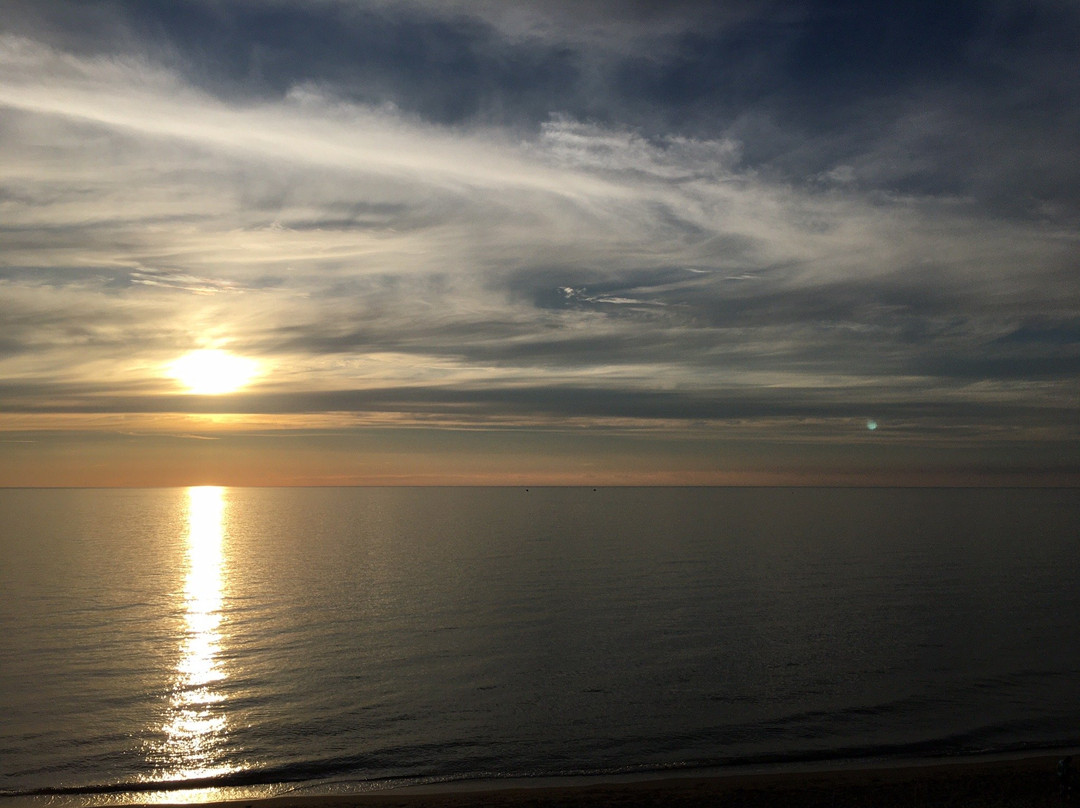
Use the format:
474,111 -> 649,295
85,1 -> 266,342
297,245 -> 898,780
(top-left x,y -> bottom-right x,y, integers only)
2,487 -> 1079,804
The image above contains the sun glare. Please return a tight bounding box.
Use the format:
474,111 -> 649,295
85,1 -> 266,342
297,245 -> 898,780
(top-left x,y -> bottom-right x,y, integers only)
168,350 -> 259,395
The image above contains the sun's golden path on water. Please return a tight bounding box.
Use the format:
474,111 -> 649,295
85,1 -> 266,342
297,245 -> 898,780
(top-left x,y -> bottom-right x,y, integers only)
147,486 -> 236,785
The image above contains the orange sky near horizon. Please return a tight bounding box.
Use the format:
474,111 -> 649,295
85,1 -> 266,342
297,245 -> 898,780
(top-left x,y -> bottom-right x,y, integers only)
2,410 -> 1076,488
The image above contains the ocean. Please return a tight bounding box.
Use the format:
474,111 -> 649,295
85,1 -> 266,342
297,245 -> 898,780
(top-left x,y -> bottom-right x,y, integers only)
1,486 -> 1078,804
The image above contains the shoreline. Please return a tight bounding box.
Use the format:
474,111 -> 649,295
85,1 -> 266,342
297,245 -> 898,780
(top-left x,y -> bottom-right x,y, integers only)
51,752 -> 1075,808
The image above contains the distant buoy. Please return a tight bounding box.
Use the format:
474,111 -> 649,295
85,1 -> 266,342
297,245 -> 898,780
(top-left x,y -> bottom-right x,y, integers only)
866,419 -> 878,431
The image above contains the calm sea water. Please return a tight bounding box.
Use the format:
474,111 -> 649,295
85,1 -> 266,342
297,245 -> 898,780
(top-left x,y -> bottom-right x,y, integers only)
2,487 -> 1079,803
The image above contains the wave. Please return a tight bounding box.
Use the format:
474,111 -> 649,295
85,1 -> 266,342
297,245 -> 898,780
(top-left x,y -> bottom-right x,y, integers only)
5,734 -> 1079,801
1,758 -> 375,798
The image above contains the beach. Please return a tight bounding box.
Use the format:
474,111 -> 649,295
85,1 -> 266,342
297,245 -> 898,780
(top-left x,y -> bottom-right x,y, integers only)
134,756 -> 1072,808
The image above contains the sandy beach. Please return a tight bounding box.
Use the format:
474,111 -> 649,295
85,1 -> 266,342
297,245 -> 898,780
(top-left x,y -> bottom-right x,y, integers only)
128,755 -> 1075,808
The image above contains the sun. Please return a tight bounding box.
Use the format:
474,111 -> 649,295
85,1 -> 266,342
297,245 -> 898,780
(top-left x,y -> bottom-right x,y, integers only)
168,350 -> 260,395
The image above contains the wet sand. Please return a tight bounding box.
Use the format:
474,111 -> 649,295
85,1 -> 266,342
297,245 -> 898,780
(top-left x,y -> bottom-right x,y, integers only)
137,755 -> 1074,808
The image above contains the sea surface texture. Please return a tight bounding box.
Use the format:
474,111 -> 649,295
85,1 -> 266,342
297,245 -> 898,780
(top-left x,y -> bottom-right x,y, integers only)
1,487 -> 1079,803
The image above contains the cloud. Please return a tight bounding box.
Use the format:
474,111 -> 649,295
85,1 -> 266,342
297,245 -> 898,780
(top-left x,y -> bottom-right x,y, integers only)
0,2 -> 1077,482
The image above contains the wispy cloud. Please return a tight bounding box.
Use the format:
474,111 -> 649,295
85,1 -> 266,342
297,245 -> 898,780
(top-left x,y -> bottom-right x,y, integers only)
0,1 -> 1077,484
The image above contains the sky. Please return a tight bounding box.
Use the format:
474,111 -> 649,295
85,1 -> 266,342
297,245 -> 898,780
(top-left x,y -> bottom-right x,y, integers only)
1,0 -> 1078,486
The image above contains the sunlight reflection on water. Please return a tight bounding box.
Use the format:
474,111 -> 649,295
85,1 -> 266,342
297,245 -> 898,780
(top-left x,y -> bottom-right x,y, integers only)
145,486 -> 236,785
